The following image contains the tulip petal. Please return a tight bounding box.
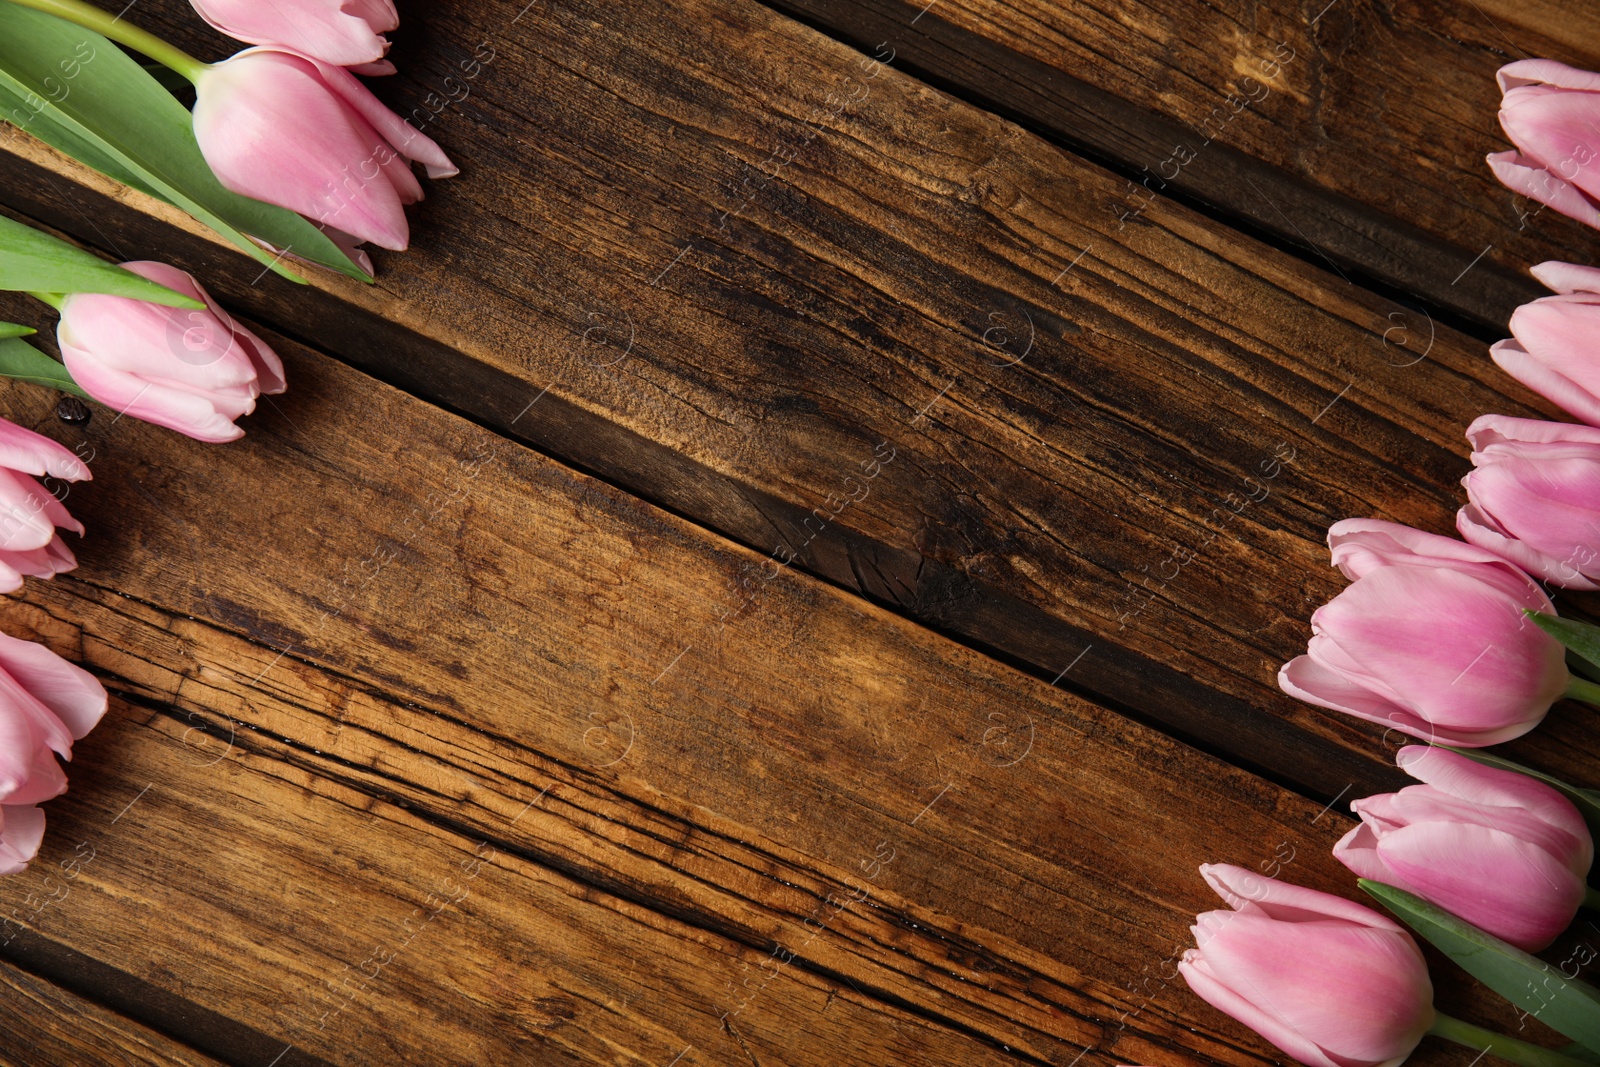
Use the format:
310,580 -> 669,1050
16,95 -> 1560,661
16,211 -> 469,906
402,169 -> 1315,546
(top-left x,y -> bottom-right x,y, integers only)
1363,788 -> 1585,873
1458,500 -> 1593,589
1498,291 -> 1600,428
1200,863 -> 1405,930
1468,413 -> 1600,454
61,345 -> 247,443
0,694 -> 41,801
304,56 -> 457,178
1532,260 -> 1600,296
1487,150 -> 1600,230
0,469 -> 75,550
0,631 -> 106,742
1180,952 -> 1342,1067
1326,518 -> 1551,609
346,0 -> 398,30
1332,823 -> 1391,882
191,0 -> 394,66
1492,338 -> 1600,427
1498,88 -> 1600,204
159,270 -> 288,398
1395,745 -> 1592,862
1462,456 -> 1600,587
1377,820 -> 1581,951
0,539 -> 78,590
0,744 -> 67,806
0,805 -> 46,875
1500,58 -> 1600,93
0,419 -> 89,483
1279,654 -> 1444,743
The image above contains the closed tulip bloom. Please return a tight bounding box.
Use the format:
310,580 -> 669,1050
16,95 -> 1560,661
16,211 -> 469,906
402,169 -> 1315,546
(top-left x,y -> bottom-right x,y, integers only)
1457,414 -> 1600,588
57,261 -> 286,444
1335,747 -> 1591,952
1489,60 -> 1600,230
1278,520 -> 1567,747
1492,261 -> 1600,426
1180,864 -> 1433,1067
189,0 -> 397,68
0,631 -> 108,875
193,49 -> 457,253
0,418 -> 90,593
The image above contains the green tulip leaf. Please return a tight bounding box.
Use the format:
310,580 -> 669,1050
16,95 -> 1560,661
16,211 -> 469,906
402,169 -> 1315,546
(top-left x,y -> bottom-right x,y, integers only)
1444,746 -> 1600,849
0,5 -> 371,283
0,321 -> 34,339
0,214 -> 200,305
1531,613 -> 1600,674
1363,880 -> 1600,1052
0,336 -> 87,398
0,77 -> 151,193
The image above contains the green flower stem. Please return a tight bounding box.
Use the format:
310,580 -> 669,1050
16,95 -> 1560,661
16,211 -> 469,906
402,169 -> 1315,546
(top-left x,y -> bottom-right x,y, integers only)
1567,674 -> 1600,707
25,291 -> 62,311
3,0 -> 206,81
1429,1012 -> 1597,1067
1586,885 -> 1600,914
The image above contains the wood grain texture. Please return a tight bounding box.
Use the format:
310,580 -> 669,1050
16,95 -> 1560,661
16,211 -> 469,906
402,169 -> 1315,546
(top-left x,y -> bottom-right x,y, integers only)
0,310 -> 1523,1065
759,0 -> 1600,331
8,0 -> 1600,805
0,956 -> 225,1067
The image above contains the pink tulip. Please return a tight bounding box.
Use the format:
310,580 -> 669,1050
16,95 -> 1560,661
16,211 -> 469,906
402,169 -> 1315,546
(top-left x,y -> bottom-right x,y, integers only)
0,631 -> 108,875
1488,59 -> 1600,230
1180,864 -> 1433,1067
1278,519 -> 1567,747
192,49 -> 457,254
57,261 -> 286,444
1492,261 -> 1600,426
0,418 -> 90,593
189,0 -> 397,69
1334,746 -> 1591,952
1457,414 -> 1600,588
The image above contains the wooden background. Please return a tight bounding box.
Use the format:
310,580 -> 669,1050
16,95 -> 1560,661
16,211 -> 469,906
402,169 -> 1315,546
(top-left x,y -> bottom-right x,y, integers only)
0,0 -> 1595,1063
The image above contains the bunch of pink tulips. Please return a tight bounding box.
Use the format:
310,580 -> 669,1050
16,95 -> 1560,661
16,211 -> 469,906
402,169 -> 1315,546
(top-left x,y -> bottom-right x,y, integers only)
0,0 -> 456,872
1177,58 -> 1600,1067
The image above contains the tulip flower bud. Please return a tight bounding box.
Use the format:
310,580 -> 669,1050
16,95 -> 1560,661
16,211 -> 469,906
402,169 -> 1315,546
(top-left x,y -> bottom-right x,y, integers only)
192,49 -> 457,254
0,631 -> 108,874
1278,519 -> 1567,747
1457,414 -> 1600,588
1491,261 -> 1600,427
1180,864 -> 1434,1067
1488,59 -> 1600,230
189,0 -> 397,68
1335,747 -> 1592,952
57,261 -> 286,444
0,417 -> 91,593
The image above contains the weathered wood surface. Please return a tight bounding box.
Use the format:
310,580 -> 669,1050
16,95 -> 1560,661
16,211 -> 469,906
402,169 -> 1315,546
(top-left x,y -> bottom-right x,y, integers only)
0,313 -> 1522,1064
0,956 -> 224,1066
762,0 -> 1600,332
0,0 -> 1591,1062
5,0 -> 1598,806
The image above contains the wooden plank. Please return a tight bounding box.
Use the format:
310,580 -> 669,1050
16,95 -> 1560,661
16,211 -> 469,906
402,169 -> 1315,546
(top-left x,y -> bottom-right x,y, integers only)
0,319 -> 1525,1063
0,956 -> 227,1067
1,0 -> 1592,810
760,0 -> 1598,331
